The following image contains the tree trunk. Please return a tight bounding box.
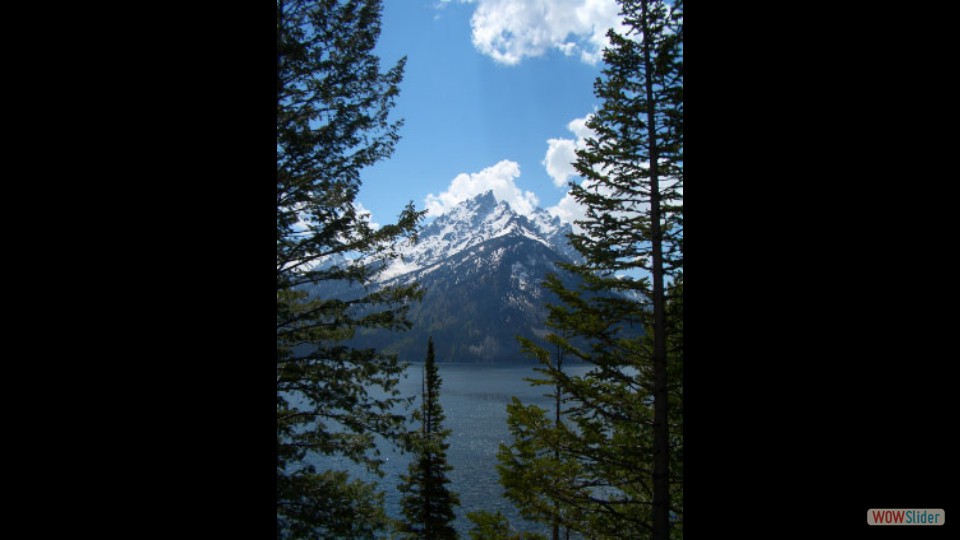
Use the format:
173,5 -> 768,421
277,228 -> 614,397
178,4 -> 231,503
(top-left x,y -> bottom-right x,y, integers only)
552,343 -> 563,540
640,1 -> 670,539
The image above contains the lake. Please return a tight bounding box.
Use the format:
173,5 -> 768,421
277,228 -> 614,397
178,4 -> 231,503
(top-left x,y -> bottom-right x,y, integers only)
310,362 -> 593,537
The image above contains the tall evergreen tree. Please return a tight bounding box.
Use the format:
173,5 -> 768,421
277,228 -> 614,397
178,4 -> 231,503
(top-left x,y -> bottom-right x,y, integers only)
397,337 -> 460,539
501,1 -> 682,538
276,1 -> 424,537
502,336 -> 579,539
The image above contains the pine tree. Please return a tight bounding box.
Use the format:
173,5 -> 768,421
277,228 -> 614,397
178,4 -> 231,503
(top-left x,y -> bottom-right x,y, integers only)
501,336 -> 580,539
466,510 -> 547,540
501,0 -> 682,538
397,337 -> 460,539
276,1 -> 424,537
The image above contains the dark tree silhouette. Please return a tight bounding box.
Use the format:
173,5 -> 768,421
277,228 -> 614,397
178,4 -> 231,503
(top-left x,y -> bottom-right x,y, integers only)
503,0 -> 683,538
397,337 -> 460,539
276,1 -> 423,537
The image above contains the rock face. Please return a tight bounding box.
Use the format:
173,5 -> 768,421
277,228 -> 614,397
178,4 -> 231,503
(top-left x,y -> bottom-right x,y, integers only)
313,191 -> 584,363
377,190 -> 581,284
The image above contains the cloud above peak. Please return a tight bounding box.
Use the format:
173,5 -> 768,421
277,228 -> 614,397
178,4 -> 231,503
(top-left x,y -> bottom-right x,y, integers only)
467,0 -> 625,65
425,160 -> 540,217
543,113 -> 595,187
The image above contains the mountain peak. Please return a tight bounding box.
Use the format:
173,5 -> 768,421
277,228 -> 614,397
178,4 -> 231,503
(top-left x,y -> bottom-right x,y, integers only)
376,191 -> 579,282
462,190 -> 505,215
320,193 -> 588,362
473,189 -> 497,204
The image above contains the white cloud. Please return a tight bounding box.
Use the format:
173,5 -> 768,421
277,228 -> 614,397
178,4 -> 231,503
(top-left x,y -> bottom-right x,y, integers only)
573,0 -> 624,64
546,182 -> 588,229
353,202 -> 380,230
566,114 -> 594,141
425,160 -> 540,217
543,138 -> 578,187
543,111 -> 682,240
468,0 -> 625,65
542,113 -> 594,187
543,113 -> 606,232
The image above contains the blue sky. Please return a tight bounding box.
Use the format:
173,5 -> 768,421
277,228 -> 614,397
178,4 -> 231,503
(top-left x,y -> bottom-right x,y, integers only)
358,0 -> 627,228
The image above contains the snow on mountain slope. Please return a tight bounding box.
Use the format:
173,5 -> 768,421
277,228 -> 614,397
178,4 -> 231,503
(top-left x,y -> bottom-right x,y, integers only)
378,191 -> 578,282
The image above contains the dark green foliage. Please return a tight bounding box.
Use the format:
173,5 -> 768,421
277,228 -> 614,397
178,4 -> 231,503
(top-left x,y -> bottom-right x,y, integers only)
664,274 -> 682,538
277,0 -> 424,537
502,1 -> 682,538
397,338 -> 460,539
498,336 -> 580,540
276,470 -> 388,539
506,296 -> 655,539
466,511 -> 547,540
504,283 -> 684,539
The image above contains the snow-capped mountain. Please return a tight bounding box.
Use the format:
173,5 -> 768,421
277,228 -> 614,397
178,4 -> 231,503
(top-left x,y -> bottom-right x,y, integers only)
306,191 -> 643,362
379,190 -> 580,283
330,191 -> 584,363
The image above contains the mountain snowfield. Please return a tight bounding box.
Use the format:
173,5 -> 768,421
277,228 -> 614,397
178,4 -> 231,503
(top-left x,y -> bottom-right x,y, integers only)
377,190 -> 580,283
309,190 -> 584,363
305,190 -> 643,362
